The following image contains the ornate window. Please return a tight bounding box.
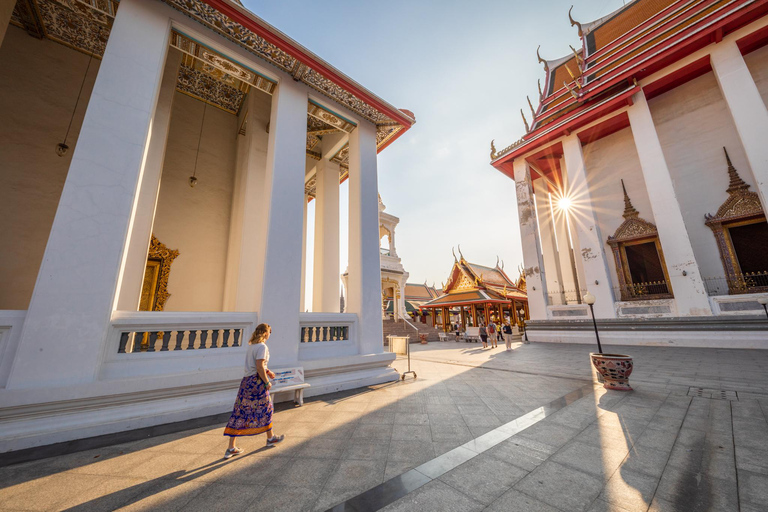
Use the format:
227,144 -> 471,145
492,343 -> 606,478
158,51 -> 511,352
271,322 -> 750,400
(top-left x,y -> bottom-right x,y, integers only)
139,235 -> 179,312
705,149 -> 768,294
607,181 -> 673,301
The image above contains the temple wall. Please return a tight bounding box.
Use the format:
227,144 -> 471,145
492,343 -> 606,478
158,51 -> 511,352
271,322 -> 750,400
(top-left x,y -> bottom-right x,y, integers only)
0,27 -> 99,310
582,127 -> 651,290
151,92 -> 237,311
745,44 -> 768,110
648,71 -> 757,282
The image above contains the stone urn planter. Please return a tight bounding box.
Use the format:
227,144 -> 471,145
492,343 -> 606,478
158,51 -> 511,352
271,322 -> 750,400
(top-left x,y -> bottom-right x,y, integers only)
419,333 -> 428,344
590,353 -> 633,391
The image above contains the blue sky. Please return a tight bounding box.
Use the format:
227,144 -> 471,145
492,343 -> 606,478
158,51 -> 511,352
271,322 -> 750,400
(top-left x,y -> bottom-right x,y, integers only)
242,0 -> 628,303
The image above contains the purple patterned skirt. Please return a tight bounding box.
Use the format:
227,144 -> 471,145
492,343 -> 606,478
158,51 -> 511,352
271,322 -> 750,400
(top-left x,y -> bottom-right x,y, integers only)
223,375 -> 273,437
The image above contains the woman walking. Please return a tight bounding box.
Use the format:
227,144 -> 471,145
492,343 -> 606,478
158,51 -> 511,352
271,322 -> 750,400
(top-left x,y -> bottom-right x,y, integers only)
223,323 -> 285,458
503,322 -> 514,351
479,322 -> 488,349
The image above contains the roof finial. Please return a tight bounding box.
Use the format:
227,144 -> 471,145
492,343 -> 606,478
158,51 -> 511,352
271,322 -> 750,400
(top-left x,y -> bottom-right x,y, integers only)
452,246 -> 458,262
724,147 -> 750,193
496,255 -> 500,268
490,139 -> 497,160
538,79 -> 543,101
569,6 -> 583,37
527,96 -> 536,120
520,109 -> 530,132
621,179 -> 639,219
564,81 -> 578,99
536,45 -> 548,70
458,244 -> 464,261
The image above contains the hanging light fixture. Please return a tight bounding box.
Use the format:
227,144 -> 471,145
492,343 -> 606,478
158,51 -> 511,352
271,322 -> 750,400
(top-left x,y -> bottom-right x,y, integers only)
57,28 -> 101,157
189,100 -> 208,187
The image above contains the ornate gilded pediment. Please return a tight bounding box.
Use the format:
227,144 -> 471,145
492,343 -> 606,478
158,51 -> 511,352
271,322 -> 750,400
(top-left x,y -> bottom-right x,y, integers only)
705,148 -> 763,226
607,180 -> 657,245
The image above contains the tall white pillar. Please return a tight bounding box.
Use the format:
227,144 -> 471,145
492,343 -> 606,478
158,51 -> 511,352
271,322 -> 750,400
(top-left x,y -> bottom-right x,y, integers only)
0,0 -> 15,49
8,0 -> 172,388
513,159 -> 549,320
300,195 -> 308,311
313,159 -> 341,312
627,92 -> 711,316
115,50 -> 181,311
553,161 -> 580,298
224,91 -> 271,312
562,135 -> 617,318
257,78 -> 306,364
533,179 -> 564,298
711,41 -> 768,212
347,121 -> 383,354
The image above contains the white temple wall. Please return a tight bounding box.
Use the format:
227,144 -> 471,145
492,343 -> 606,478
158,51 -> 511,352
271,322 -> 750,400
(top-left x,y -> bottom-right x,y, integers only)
151,92 -> 238,312
744,45 -> 768,110
582,127 -> 651,290
0,27 -> 99,310
648,71 -> 757,282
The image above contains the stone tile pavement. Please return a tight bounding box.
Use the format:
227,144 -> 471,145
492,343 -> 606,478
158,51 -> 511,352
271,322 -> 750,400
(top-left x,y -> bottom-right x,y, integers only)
2,341 -> 768,511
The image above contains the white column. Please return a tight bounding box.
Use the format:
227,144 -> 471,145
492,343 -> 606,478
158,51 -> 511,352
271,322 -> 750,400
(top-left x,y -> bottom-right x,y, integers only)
257,78 -> 307,364
0,0 -> 15,49
562,135 -> 617,318
533,179 -> 563,298
552,162 -> 580,297
347,121 -> 383,354
312,159 -> 340,312
513,159 -> 548,320
224,91 -> 271,312
8,0 -> 172,388
711,41 -> 768,211
627,91 -> 711,316
115,50 -> 181,310
300,195 -> 308,311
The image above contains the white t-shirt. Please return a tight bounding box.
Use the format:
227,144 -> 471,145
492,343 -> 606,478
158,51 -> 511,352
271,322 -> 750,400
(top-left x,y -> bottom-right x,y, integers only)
244,342 -> 269,378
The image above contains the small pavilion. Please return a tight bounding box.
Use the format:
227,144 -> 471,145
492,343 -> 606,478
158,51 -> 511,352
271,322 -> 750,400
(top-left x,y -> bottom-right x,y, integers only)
420,251 -> 528,332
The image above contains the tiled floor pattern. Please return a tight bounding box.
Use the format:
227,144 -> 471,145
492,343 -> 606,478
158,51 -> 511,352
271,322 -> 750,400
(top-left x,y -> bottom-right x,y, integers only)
2,342 -> 768,511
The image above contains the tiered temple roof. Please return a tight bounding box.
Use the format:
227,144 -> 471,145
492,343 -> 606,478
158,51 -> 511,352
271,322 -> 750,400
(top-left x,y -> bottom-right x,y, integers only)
421,255 -> 527,309
491,0 -> 767,171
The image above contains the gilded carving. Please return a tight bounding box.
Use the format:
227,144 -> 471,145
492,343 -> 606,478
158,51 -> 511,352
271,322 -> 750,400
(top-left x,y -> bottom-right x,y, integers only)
141,235 -> 179,312
176,63 -> 245,114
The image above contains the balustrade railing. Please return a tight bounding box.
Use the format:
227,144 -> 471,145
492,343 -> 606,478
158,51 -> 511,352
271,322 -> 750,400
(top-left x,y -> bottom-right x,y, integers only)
301,325 -> 349,342
703,272 -> 768,296
299,312 -> 355,344
615,280 -> 672,301
111,312 -> 257,355
118,328 -> 242,353
547,289 -> 586,306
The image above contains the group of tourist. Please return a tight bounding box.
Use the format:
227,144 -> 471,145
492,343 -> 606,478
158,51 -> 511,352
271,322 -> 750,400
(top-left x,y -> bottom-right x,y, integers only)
450,320 -> 518,351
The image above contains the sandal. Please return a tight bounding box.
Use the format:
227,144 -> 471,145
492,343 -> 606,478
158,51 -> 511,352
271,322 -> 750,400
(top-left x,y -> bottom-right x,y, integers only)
224,447 -> 244,459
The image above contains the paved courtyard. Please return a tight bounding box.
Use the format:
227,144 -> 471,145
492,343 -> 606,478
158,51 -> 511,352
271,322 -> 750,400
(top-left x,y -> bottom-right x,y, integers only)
2,340 -> 768,511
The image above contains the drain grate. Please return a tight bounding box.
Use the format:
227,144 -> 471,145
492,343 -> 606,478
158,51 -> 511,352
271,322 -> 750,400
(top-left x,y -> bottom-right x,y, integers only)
688,387 -> 739,401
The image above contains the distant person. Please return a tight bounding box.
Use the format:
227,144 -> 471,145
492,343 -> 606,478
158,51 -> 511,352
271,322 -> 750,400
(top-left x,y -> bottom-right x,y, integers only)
479,322 -> 488,348
223,323 -> 285,458
503,322 -> 514,351
487,321 -> 497,348
454,322 -> 461,341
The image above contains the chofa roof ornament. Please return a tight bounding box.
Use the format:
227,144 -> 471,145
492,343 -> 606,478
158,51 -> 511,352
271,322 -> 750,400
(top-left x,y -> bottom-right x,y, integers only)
569,6 -> 584,38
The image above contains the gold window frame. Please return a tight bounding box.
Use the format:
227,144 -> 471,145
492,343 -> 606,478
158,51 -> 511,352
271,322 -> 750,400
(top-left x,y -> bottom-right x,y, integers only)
607,180 -> 673,302
705,148 -> 767,295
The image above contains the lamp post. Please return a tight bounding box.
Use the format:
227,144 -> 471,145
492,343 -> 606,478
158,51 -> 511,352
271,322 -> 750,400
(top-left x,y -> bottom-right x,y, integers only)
759,297 -> 768,320
583,291 -> 603,354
